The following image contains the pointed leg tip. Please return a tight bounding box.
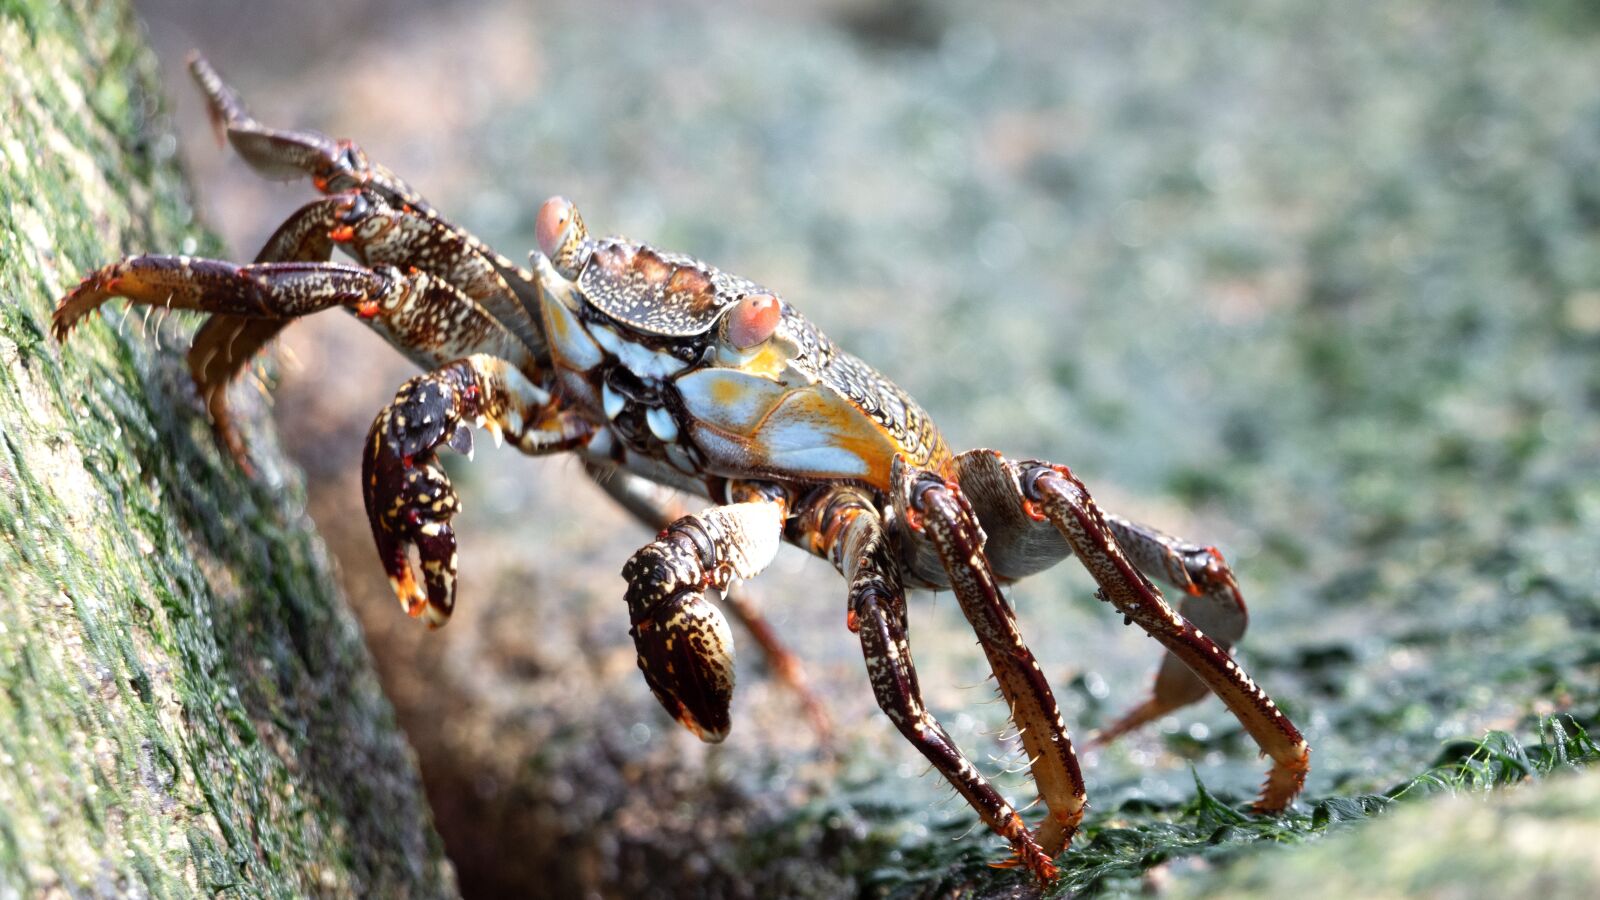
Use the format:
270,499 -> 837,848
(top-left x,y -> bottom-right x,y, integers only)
1035,805 -> 1085,857
1251,742 -> 1311,814
989,849 -> 1060,883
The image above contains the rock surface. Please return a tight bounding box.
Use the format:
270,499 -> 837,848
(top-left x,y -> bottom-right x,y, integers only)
0,3 -> 452,895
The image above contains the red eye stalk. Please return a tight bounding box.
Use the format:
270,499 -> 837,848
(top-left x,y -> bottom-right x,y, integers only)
728,293 -> 780,349
536,196 -> 574,260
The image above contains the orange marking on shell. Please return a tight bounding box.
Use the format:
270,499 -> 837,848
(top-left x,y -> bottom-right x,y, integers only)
591,242 -> 628,275
329,225 -> 355,243
667,265 -> 712,296
634,246 -> 674,283
845,608 -> 859,633
728,293 -> 780,349
694,379 -> 908,489
791,390 -> 901,487
664,265 -> 716,313
707,375 -> 751,408
356,300 -> 380,319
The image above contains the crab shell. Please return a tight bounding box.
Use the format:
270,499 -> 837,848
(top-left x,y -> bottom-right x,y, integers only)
528,201 -> 948,494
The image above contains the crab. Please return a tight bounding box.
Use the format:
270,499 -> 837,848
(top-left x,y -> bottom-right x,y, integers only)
51,55 -> 1310,881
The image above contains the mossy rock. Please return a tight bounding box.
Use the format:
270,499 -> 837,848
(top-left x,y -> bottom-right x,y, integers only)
0,3 -> 452,895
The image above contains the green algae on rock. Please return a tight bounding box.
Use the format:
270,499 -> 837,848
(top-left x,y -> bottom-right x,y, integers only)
0,2 -> 452,895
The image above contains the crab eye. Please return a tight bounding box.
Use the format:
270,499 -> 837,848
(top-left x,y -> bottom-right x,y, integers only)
727,293 -> 781,349
536,196 -> 574,260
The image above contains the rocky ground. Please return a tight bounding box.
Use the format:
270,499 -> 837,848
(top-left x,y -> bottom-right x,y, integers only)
121,0 -> 1600,895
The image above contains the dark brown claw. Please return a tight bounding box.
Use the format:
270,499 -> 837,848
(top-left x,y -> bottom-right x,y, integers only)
624,580 -> 736,742
363,376 -> 471,628
361,355 -> 581,628
587,464 -> 835,744
621,496 -> 786,743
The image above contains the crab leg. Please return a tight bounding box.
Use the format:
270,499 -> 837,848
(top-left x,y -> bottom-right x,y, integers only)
53,256 -> 398,333
89,56 -> 545,473
803,486 -> 1059,881
187,194 -> 357,468
1016,461 -> 1310,812
187,313 -> 289,468
189,53 -> 544,334
895,462 -> 1087,860
1092,514 -> 1250,744
365,354 -> 593,627
189,52 -> 423,204
620,486 -> 788,742
188,187 -> 548,465
326,191 -> 545,355
585,464 -> 833,742
55,254 -> 534,370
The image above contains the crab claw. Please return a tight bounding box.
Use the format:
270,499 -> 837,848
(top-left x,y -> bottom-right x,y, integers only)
627,590 -> 736,741
622,548 -> 737,741
362,378 -> 470,628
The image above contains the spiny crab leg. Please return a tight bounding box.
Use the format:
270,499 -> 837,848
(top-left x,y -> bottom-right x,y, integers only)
803,487 -> 1058,881
189,187 -> 547,471
187,314 -> 288,471
187,192 -> 366,469
319,189 -> 545,356
620,486 -> 788,742
53,256 -> 405,335
587,464 -> 834,743
190,52 -> 545,331
364,354 -> 593,627
1093,514 -> 1251,744
1017,461 -> 1310,812
190,51 -> 416,202
54,254 -> 533,374
894,462 -> 1087,862
179,55 -> 549,471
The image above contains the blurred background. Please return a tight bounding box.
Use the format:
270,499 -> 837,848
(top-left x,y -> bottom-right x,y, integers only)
128,0 -> 1600,895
